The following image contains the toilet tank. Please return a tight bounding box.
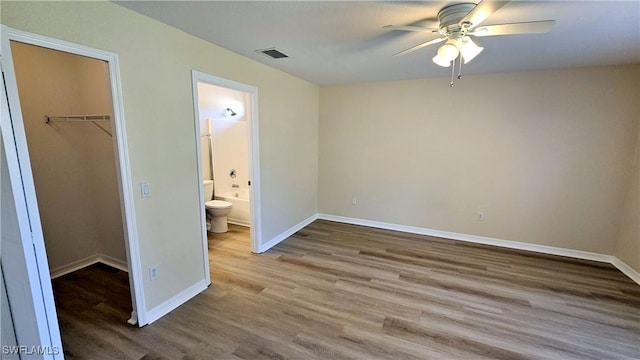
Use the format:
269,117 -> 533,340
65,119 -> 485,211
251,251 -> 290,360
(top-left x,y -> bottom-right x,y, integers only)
203,180 -> 214,201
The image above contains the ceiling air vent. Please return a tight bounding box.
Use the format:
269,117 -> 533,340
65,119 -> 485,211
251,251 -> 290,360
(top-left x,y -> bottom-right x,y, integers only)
256,48 -> 289,59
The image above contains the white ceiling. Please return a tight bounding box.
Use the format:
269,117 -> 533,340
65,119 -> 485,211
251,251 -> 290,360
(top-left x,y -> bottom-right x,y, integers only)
115,1 -> 640,85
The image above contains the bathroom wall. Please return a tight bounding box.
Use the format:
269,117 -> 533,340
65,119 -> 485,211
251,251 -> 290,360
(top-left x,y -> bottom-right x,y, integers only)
319,65 -> 639,261
197,82 -> 249,195
10,41 -> 126,273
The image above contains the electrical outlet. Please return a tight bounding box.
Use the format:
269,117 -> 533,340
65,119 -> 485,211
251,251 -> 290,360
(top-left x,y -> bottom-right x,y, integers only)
149,266 -> 159,280
477,212 -> 484,221
351,197 -> 357,205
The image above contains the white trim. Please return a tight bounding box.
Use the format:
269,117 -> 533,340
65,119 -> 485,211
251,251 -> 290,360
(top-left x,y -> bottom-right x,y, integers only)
258,214 -> 319,253
228,219 -> 251,227
190,71 -> 262,256
3,27 -> 117,62
145,279 -> 209,324
317,214 -> 640,285
247,90 -> 262,254
99,254 -> 129,273
190,71 -> 212,287
319,214 -> 611,262
2,26 -> 146,326
50,255 -> 128,279
106,47 -> 145,327
50,256 -> 98,279
612,257 -> 640,285
2,26 -> 63,358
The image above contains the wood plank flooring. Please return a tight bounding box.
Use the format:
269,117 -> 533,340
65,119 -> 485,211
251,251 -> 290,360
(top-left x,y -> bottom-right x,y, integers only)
53,220 -> 640,359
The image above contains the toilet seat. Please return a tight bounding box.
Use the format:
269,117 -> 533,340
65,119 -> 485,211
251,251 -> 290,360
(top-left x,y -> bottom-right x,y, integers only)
205,200 -> 232,209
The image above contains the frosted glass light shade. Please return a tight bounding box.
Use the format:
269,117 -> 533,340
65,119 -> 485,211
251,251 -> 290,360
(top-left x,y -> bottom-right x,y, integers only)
460,37 -> 484,64
437,40 -> 459,61
432,55 -> 452,67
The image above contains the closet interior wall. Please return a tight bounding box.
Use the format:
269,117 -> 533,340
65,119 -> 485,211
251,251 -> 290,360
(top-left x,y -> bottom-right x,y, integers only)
10,41 -> 126,275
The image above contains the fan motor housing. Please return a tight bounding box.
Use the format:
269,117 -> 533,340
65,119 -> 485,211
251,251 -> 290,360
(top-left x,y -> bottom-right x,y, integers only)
438,2 -> 476,37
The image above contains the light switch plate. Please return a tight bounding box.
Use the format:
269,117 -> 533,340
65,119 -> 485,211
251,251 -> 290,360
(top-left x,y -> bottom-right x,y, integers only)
140,182 -> 151,198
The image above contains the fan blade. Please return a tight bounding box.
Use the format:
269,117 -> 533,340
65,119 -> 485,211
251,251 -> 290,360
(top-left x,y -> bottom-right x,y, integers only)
460,0 -> 510,28
383,24 -> 438,32
470,20 -> 556,36
393,37 -> 446,56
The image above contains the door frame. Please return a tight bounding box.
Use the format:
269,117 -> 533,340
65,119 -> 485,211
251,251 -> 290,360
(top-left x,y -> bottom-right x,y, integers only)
1,26 -> 146,328
191,71 -> 262,253
2,53 -> 62,358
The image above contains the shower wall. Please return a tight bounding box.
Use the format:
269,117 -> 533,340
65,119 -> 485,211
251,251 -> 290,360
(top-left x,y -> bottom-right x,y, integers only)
197,82 -> 249,195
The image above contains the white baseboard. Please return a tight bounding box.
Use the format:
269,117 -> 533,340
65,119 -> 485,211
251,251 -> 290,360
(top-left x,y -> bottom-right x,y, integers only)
99,254 -> 129,272
228,219 -> 251,227
258,214 -> 319,253
145,279 -> 209,325
50,255 -> 100,279
50,253 -> 128,279
317,214 -> 639,285
611,257 -> 640,285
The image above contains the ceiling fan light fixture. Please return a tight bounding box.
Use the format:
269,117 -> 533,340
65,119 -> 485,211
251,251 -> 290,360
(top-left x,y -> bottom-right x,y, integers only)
384,0 -> 557,85
437,39 -> 459,61
432,54 -> 451,67
459,37 -> 484,64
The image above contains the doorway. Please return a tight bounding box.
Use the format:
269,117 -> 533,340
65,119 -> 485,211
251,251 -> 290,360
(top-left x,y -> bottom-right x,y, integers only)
10,42 -> 128,278
191,71 -> 261,253
1,26 -> 145,354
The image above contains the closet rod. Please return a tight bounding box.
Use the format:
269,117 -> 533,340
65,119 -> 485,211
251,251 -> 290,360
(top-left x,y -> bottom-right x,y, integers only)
44,114 -> 112,137
45,114 -> 110,123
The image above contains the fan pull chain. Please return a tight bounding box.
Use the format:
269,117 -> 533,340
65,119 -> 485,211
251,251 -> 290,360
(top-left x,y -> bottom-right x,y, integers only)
450,59 -> 455,87
449,55 -> 465,87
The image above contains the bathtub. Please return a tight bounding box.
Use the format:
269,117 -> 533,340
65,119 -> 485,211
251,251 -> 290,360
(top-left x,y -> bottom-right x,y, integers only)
215,189 -> 250,227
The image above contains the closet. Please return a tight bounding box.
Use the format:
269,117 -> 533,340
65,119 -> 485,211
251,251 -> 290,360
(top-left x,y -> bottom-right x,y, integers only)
10,41 -> 127,278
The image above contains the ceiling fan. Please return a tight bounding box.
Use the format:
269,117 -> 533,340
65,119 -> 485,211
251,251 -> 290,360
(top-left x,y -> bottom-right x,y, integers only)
384,0 -> 555,85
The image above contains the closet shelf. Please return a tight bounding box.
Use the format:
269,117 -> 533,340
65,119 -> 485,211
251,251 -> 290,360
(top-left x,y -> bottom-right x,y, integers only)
45,114 -> 112,136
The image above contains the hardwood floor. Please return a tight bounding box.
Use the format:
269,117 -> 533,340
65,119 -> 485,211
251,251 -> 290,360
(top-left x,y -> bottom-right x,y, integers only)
53,220 -> 639,359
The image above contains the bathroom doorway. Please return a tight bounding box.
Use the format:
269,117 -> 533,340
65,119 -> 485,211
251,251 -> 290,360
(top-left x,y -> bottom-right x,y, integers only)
191,71 -> 261,253
1,26 -> 144,348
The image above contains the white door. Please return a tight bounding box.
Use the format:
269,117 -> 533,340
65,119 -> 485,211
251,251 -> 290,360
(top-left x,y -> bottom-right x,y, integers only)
1,50 -> 63,358
1,264 -> 20,360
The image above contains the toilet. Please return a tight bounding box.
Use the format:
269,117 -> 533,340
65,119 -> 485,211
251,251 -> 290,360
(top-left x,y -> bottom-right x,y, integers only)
203,180 -> 233,233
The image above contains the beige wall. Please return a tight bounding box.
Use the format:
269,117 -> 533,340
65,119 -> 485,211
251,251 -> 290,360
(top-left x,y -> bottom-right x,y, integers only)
2,1 -> 319,311
319,66 -> 639,257
614,126 -> 640,271
4,2 -> 634,322
10,42 -> 126,272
